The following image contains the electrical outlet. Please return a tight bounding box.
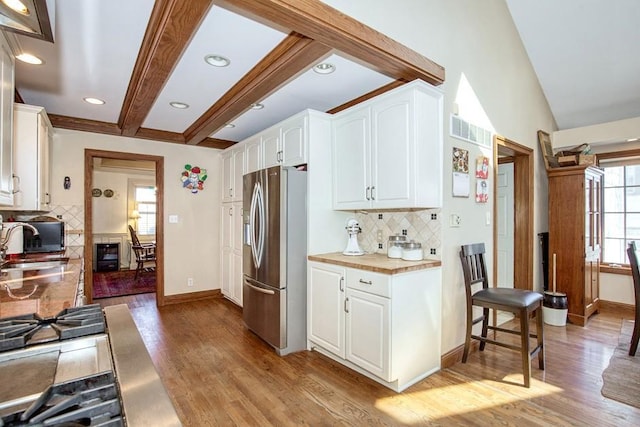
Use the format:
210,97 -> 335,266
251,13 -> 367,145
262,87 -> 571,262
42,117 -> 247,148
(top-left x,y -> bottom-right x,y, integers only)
376,229 -> 383,242
187,278 -> 193,287
450,214 -> 461,227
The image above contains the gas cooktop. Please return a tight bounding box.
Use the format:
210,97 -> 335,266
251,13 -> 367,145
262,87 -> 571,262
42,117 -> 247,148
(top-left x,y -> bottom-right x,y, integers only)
0,305 -> 106,353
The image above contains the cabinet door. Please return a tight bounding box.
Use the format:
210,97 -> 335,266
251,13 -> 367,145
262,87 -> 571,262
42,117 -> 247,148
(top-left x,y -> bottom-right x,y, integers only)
332,107 -> 370,210
231,202 -> 243,252
281,114 -> 306,166
244,136 -> 262,173
308,263 -> 345,357
221,151 -> 233,203
262,127 -> 281,168
232,252 -> 243,306
38,114 -> 51,210
221,247 -> 232,298
0,34 -> 13,206
345,288 -> 390,381
370,96 -> 412,208
232,148 -> 244,202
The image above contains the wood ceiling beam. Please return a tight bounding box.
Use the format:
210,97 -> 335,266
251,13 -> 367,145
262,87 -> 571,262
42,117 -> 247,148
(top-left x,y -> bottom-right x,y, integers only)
118,0 -> 213,137
326,80 -> 406,114
49,114 -> 122,136
184,32 -> 331,145
214,0 -> 444,85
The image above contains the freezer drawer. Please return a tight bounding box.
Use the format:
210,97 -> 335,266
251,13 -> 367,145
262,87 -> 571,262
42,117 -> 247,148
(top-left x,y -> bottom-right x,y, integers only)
243,277 -> 286,349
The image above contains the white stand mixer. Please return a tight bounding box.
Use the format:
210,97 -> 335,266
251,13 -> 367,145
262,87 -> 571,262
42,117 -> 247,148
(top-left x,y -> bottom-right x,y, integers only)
343,218 -> 365,256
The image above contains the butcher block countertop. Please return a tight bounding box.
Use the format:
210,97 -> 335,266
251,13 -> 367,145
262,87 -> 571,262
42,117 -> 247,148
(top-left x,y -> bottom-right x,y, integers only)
0,257 -> 81,319
308,252 -> 441,275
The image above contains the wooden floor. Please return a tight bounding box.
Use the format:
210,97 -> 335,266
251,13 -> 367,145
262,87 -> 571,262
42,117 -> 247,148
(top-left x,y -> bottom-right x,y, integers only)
98,294 -> 640,426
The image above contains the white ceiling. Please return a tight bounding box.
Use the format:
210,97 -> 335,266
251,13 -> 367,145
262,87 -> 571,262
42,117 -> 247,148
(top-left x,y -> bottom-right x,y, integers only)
11,0 -> 393,143
506,0 -> 640,130
8,1 -> 640,145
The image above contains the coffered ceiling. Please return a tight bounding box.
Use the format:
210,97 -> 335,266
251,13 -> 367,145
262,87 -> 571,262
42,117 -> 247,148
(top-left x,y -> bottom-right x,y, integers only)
9,0 -> 444,149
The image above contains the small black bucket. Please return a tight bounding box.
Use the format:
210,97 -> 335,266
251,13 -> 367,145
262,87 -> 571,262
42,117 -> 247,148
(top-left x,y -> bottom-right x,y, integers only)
543,291 -> 568,309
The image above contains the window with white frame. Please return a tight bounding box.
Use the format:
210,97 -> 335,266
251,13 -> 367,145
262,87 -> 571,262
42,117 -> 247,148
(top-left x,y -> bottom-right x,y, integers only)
602,161 -> 640,265
134,185 -> 156,236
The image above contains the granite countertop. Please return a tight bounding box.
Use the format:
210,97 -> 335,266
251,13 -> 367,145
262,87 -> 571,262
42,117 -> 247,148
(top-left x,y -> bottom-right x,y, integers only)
308,252 -> 442,275
0,258 -> 82,319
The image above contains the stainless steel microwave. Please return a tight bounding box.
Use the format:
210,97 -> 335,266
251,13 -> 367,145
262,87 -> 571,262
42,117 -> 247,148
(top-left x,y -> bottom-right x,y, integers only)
23,221 -> 65,253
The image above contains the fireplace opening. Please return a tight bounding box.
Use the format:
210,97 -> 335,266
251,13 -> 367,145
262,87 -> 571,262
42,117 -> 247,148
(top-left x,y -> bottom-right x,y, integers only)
95,243 -> 120,272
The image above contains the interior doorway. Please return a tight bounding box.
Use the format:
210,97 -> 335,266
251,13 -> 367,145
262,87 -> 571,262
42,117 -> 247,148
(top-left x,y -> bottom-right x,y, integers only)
84,149 -> 165,306
493,135 -> 534,292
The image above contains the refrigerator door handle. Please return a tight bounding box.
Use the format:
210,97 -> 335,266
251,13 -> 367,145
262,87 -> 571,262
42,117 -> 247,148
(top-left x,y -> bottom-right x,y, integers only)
255,181 -> 265,267
249,180 -> 266,269
245,278 -> 276,295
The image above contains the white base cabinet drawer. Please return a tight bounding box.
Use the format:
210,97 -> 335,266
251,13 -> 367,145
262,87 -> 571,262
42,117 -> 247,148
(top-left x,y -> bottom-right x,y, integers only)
346,269 -> 391,297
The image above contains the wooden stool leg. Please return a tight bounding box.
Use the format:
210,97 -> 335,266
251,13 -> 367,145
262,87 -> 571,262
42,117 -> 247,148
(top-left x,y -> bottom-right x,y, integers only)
462,302 -> 473,363
520,308 -> 531,388
480,308 -> 489,352
536,303 -> 545,370
630,318 -> 640,356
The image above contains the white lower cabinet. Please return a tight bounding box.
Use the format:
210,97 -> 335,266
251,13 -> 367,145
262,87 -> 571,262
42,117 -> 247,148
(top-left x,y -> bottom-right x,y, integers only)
308,261 -> 442,392
221,202 -> 243,306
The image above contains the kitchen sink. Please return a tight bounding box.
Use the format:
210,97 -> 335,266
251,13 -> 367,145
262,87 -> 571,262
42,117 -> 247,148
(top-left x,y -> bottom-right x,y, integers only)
1,260 -> 68,272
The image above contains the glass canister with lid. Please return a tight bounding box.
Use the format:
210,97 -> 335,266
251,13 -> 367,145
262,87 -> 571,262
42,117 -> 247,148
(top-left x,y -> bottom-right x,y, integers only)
402,240 -> 423,261
387,234 -> 407,258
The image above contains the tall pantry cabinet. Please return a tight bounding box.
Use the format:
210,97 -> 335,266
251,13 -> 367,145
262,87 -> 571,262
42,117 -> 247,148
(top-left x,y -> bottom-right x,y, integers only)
547,165 -> 604,326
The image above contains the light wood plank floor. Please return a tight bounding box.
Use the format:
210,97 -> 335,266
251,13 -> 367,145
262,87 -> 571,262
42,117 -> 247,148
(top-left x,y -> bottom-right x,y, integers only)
99,294 -> 640,426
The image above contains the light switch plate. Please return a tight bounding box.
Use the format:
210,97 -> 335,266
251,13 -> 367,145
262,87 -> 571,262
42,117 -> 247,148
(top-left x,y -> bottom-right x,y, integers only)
169,215 -> 179,224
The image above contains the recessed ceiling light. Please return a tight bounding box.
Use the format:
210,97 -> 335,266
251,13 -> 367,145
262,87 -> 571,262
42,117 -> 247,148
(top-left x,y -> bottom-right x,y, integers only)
16,53 -> 42,65
250,103 -> 264,110
2,0 -> 30,15
204,54 -> 230,67
169,101 -> 189,109
224,123 -> 235,128
83,97 -> 105,105
313,62 -> 335,74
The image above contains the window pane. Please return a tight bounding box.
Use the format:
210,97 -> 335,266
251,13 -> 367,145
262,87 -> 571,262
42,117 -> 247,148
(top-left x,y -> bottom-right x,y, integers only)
603,238 -> 625,264
604,187 -> 624,212
604,213 -> 625,239
625,165 -> 640,186
604,166 -> 624,187
135,187 -> 156,202
627,214 -> 640,239
627,187 -> 640,211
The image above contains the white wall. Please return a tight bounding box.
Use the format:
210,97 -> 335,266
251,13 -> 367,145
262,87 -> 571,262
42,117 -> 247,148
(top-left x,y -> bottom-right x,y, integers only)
322,0 -> 556,353
51,128 -> 222,296
92,170 -> 131,234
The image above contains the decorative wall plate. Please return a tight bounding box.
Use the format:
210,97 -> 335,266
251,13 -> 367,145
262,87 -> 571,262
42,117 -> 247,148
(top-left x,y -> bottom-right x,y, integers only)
92,188 -> 102,197
103,189 -> 114,198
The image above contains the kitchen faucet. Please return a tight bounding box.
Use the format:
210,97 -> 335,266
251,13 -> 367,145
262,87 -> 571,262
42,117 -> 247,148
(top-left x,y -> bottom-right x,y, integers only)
0,222 -> 39,263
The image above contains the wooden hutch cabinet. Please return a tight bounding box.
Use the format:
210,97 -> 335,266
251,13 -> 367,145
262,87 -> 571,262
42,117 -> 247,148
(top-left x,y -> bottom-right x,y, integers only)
547,165 -> 604,326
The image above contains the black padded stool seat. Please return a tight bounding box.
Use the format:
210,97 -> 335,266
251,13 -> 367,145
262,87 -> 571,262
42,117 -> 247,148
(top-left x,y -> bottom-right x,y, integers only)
459,243 -> 545,387
473,288 -> 543,308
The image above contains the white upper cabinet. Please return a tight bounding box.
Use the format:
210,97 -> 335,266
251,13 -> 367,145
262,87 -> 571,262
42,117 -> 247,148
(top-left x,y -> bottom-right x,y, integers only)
221,147 -> 244,203
4,104 -> 52,211
262,112 -> 307,169
244,135 -> 262,174
0,32 -> 14,206
332,80 -> 443,210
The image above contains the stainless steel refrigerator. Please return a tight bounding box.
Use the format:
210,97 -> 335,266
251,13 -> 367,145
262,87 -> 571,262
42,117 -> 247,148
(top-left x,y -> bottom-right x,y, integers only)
242,165 -> 307,355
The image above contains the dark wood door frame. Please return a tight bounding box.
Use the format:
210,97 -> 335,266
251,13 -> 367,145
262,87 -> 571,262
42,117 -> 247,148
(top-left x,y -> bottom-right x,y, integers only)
493,135 -> 534,291
84,149 -> 165,306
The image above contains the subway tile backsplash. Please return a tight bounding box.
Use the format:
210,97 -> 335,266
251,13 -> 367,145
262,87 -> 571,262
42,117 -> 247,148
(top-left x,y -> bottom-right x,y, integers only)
355,209 -> 441,260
